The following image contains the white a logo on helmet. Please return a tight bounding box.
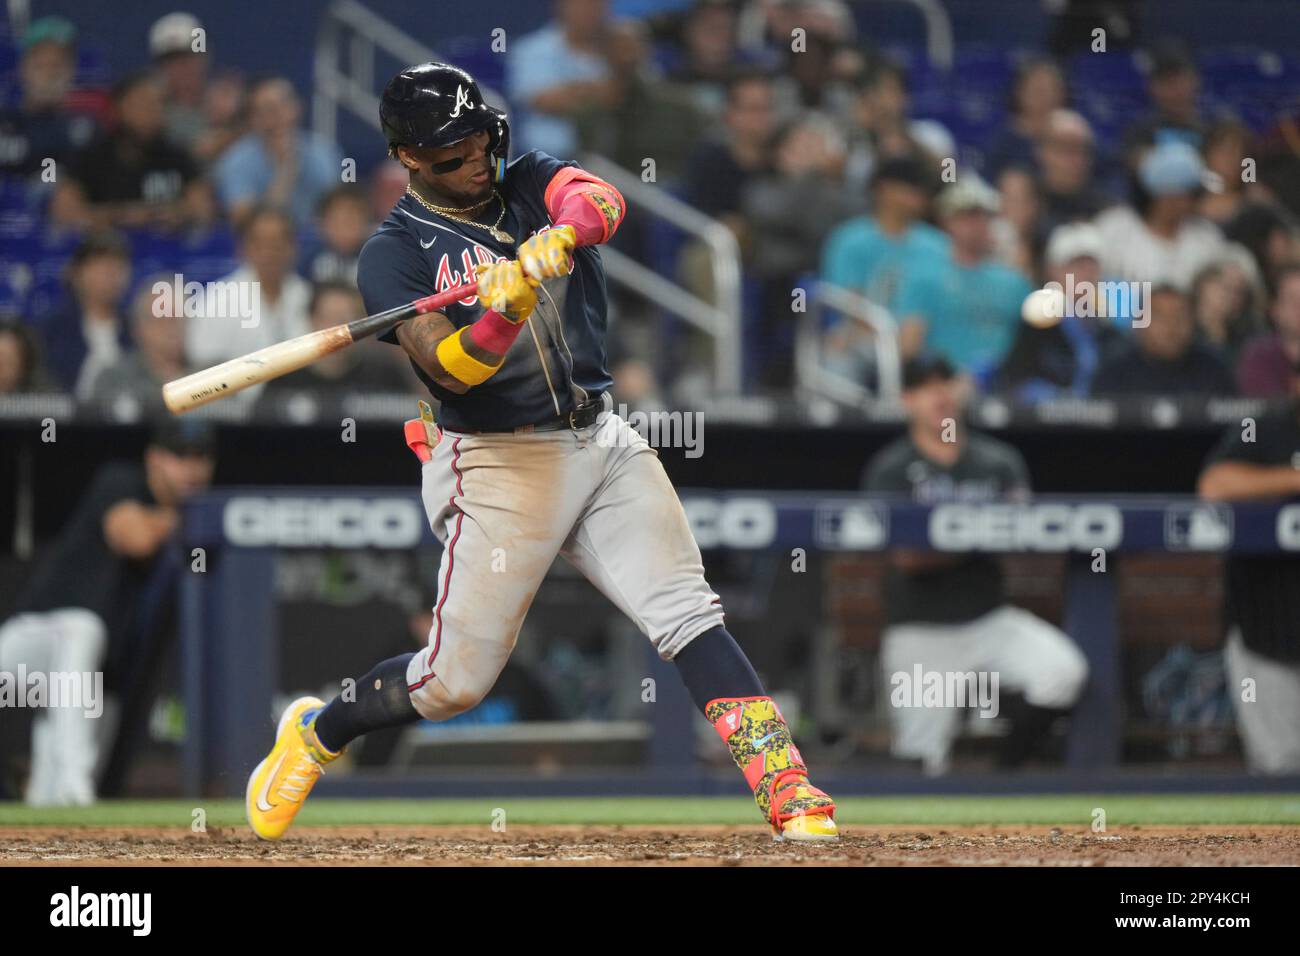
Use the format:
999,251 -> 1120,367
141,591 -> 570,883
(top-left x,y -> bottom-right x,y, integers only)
449,84 -> 474,118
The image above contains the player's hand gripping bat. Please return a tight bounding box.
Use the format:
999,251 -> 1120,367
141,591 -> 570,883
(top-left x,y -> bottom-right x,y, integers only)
161,281 -> 479,414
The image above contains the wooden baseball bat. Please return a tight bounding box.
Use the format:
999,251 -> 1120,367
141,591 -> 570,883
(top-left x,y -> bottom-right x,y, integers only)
162,281 -> 478,414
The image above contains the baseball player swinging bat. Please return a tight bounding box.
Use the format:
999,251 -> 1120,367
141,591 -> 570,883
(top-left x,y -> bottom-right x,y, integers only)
239,62 -> 839,845
161,280 -> 480,414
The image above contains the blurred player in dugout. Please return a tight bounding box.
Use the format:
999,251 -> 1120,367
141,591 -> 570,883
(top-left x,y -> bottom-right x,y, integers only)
862,356 -> 1089,774
0,420 -> 214,804
1200,336 -> 1300,774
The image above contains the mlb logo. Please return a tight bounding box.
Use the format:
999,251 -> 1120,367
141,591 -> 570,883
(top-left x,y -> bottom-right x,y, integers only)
815,503 -> 889,550
1164,504 -> 1233,551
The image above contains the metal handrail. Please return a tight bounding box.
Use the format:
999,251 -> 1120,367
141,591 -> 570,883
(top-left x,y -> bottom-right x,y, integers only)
794,279 -> 902,405
579,154 -> 743,396
7,0 -> 30,37
313,2 -> 745,395
313,0 -> 508,145
735,0 -> 953,70
896,0 -> 955,70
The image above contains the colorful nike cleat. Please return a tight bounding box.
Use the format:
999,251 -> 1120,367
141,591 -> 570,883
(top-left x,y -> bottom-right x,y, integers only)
705,696 -> 838,842
770,772 -> 839,841
245,696 -> 341,841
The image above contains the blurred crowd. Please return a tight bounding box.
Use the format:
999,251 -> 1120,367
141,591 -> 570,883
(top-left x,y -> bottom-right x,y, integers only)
501,0 -> 1300,401
0,11 -> 417,412
3,1 -> 1300,411
808,43 -> 1300,403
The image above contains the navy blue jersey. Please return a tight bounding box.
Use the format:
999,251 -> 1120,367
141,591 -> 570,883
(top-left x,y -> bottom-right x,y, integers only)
357,150 -> 613,432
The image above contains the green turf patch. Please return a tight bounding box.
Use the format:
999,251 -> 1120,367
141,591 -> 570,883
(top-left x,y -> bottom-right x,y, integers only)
3,794 -> 1300,829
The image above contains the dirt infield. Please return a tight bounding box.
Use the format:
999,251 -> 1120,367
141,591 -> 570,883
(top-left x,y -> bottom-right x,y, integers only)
2,824 -> 1299,866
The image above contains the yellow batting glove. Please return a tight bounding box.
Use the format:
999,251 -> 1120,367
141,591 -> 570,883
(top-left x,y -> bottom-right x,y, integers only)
517,225 -> 576,283
475,260 -> 537,323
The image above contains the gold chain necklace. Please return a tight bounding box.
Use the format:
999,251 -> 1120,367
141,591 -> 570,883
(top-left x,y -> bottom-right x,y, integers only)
409,187 -> 493,216
407,185 -> 513,245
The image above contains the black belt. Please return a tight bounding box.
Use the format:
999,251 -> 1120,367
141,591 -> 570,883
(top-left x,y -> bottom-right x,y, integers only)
463,393 -> 608,435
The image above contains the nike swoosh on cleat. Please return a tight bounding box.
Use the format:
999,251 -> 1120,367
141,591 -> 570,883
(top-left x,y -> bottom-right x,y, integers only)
256,751 -> 288,812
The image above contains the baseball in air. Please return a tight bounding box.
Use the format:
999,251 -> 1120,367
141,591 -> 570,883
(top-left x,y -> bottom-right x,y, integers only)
1021,286 -> 1066,328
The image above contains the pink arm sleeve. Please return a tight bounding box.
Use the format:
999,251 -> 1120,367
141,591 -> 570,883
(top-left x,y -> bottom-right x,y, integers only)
543,167 -> 626,246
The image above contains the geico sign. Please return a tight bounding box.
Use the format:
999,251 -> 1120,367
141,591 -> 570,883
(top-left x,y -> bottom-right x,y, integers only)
1276,505 -> 1300,550
682,498 -> 777,549
929,503 -> 1122,551
223,497 -> 423,548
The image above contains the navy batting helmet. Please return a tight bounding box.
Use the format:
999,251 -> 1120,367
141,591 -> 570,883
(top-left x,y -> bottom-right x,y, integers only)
379,62 -> 509,181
